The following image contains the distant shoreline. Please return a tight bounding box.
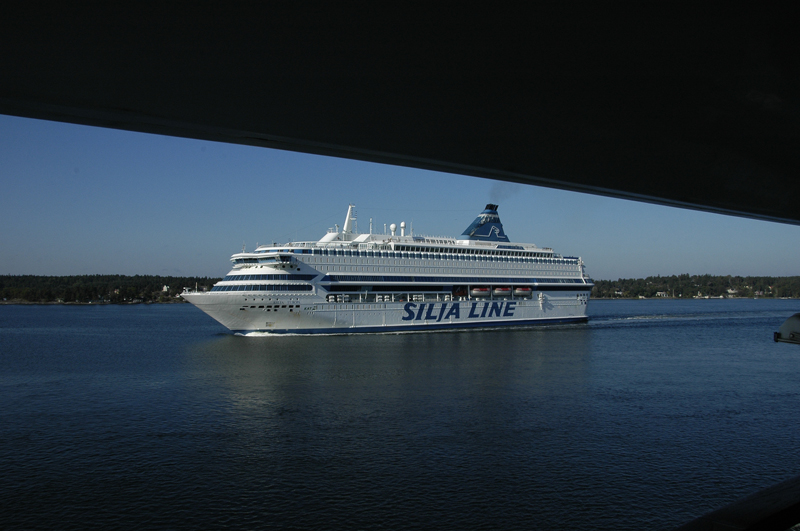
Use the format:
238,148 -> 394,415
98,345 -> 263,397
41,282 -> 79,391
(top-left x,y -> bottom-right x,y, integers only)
591,296 -> 799,300
0,274 -> 220,305
592,275 -> 799,299
0,299 -> 189,305
3,274 -> 799,303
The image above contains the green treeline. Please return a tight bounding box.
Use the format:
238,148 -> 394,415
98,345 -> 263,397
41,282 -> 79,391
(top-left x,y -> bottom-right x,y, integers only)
0,275 -> 221,303
4,273 -> 799,303
592,274 -> 800,299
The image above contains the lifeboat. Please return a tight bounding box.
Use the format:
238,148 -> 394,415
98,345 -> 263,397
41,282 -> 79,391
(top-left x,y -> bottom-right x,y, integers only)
470,287 -> 491,298
493,287 -> 512,297
514,286 -> 533,298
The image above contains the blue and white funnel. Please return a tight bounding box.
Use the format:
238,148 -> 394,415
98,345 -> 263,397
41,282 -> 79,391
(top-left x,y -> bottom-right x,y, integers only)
458,204 -> 510,242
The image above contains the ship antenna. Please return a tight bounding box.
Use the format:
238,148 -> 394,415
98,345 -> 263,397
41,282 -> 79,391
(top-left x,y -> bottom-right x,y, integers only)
242,242 -> 246,252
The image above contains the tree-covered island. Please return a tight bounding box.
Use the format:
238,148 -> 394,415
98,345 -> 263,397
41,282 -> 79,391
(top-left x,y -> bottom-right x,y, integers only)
0,275 -> 220,303
591,274 -> 800,299
2,274 -> 798,303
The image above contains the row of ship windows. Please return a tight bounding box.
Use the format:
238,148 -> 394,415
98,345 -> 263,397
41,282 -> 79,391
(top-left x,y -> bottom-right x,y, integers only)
234,251 -> 578,267
212,284 -> 313,292
319,266 -> 573,277
241,304 -> 300,311
212,277 -> 591,292
260,247 -> 557,258
305,258 -> 571,268
223,274 -> 317,281
323,275 -> 587,284
246,250 -> 576,264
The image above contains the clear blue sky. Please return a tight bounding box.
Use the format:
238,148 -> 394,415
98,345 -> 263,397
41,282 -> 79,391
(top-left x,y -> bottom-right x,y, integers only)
2,114 -> 798,280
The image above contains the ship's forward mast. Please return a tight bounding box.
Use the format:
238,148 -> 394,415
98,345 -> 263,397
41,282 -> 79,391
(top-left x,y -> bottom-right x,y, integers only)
342,204 -> 357,235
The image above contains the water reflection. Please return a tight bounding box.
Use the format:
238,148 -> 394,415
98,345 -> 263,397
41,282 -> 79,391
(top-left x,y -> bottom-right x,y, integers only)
179,329 -> 597,527
185,328 -> 594,434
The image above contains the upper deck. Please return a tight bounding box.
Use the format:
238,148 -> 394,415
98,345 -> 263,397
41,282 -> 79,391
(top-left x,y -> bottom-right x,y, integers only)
228,204 -> 587,280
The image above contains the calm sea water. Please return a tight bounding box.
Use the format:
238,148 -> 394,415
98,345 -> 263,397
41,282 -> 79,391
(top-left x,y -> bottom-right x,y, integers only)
1,299 -> 799,530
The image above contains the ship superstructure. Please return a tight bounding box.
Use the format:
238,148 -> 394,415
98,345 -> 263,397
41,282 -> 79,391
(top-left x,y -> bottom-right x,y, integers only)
182,204 -> 593,334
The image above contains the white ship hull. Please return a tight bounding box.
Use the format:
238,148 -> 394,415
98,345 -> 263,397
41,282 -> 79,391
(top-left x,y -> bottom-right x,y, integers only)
183,204 -> 593,335
182,290 -> 589,335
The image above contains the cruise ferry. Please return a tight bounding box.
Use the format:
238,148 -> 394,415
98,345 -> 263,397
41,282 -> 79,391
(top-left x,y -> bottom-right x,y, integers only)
181,204 -> 593,334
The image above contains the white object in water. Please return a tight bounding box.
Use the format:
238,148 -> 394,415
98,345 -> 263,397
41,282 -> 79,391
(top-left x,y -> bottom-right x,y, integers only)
774,313 -> 800,345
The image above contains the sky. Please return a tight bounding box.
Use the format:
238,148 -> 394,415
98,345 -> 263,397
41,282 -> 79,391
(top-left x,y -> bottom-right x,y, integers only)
1,114 -> 799,281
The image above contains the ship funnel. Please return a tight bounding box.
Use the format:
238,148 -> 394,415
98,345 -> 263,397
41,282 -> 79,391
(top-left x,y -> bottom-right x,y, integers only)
458,204 -> 510,242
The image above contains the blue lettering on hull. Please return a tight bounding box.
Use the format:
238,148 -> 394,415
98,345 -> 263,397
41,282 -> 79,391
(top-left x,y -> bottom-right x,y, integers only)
402,301 -> 515,322
444,304 -> 460,320
425,304 -> 437,320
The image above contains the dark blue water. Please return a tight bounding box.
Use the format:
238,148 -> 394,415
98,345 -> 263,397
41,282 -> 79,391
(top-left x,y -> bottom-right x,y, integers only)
1,300 -> 799,530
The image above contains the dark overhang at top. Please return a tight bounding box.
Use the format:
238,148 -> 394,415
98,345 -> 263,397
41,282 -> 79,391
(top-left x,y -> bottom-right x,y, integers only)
1,4 -> 798,224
